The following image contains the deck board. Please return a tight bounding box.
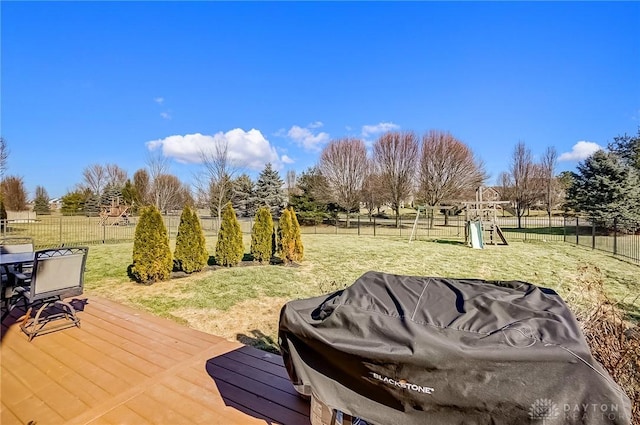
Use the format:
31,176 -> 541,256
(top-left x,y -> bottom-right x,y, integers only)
1,295 -> 310,425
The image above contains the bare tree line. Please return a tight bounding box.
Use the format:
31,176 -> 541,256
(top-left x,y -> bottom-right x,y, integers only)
313,130 -> 565,229
316,130 -> 487,228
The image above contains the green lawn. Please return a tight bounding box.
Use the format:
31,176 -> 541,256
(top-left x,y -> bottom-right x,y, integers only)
82,234 -> 640,352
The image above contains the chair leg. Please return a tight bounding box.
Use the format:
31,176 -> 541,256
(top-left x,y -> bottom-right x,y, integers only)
20,299 -> 81,341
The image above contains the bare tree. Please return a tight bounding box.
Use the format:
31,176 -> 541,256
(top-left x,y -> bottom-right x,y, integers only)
361,167 -> 386,220
540,146 -> 558,227
496,171 -> 514,217
198,139 -> 243,230
1,175 -> 28,211
508,142 -> 540,228
319,138 -> 369,227
146,152 -> 179,211
105,164 -> 128,188
82,164 -> 108,195
147,151 -> 170,182
0,137 -> 8,179
153,174 -> 185,213
418,130 -> 486,227
286,170 -> 298,201
373,131 -> 419,227
133,169 -> 151,205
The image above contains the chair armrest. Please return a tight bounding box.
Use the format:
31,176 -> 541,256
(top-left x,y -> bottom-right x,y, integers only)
11,272 -> 30,285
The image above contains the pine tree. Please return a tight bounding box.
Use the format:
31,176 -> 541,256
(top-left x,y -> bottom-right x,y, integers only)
289,206 -> 304,261
61,190 -> 88,216
174,205 -> 209,273
567,150 -> 640,227
289,166 -> 329,225
33,186 -> 51,215
215,202 -> 244,266
131,205 -> 173,283
83,194 -> 101,217
101,184 -> 124,207
231,174 -> 255,217
252,163 -> 287,218
251,206 -> 274,263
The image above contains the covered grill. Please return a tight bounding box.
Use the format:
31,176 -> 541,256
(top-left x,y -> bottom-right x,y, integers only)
278,271 -> 631,425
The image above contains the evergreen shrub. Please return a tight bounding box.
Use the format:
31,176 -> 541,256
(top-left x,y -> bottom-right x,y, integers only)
174,205 -> 209,273
289,206 -> 304,261
131,205 -> 173,283
215,202 -> 244,266
251,206 -> 274,263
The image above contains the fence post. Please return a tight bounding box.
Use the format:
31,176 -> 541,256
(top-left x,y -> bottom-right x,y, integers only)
576,217 -> 579,245
59,217 -> 63,247
592,221 -> 596,250
399,216 -> 402,237
103,223 -> 106,244
357,215 -> 360,236
563,216 -> 566,242
373,216 -> 376,237
613,218 -> 618,256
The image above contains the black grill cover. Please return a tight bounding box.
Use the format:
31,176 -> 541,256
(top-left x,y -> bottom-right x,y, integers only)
278,271 -> 631,425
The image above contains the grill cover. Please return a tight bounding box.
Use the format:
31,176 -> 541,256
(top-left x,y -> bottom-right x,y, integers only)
278,271 -> 631,425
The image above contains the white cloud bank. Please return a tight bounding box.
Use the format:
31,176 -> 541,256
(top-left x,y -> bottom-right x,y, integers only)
558,141 -> 603,162
361,122 -> 400,138
285,123 -> 330,151
146,129 -> 284,170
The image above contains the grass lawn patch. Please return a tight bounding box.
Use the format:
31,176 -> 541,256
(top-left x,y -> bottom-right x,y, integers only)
83,234 -> 639,346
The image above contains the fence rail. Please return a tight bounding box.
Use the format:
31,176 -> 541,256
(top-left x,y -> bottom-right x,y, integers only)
1,213 -> 638,264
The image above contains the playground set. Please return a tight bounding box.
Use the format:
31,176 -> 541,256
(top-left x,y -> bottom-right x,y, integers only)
99,197 -> 131,226
409,186 -> 509,249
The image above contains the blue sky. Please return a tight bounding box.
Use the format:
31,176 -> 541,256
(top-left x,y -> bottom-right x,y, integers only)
2,1 -> 639,198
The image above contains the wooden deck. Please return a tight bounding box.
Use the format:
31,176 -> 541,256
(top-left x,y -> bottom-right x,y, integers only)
1,296 -> 310,425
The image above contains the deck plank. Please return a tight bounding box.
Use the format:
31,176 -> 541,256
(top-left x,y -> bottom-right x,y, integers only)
1,294 -> 311,425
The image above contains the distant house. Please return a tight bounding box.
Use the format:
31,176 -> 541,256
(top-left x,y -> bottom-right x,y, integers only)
49,198 -> 62,210
482,186 -> 501,202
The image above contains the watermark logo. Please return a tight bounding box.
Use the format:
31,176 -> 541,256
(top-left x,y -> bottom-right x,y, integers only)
529,399 -> 622,423
529,399 -> 559,424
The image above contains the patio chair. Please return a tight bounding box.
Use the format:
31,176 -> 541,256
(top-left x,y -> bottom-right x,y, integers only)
11,247 -> 89,341
1,237 -> 35,312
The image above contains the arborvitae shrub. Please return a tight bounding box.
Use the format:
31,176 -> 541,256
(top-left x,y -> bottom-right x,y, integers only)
251,206 -> 274,263
215,202 -> 244,266
289,206 -> 304,262
278,208 -> 295,263
131,205 -> 173,283
174,205 -> 208,273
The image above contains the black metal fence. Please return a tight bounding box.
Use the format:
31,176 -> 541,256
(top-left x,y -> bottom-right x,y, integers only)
564,216 -> 640,264
1,213 -> 638,264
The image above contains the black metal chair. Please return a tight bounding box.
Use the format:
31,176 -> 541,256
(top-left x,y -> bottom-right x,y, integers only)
1,237 -> 35,313
10,247 -> 89,341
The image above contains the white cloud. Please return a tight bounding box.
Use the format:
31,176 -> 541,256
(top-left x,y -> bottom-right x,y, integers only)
154,97 -> 164,105
160,112 -> 171,120
146,128 -> 280,170
558,141 -> 603,162
361,122 -> 400,138
308,121 -> 324,129
281,155 -> 295,164
287,125 -> 330,151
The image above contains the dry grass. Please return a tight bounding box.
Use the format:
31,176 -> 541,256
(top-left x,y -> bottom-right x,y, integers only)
171,296 -> 289,353
564,265 -> 639,424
